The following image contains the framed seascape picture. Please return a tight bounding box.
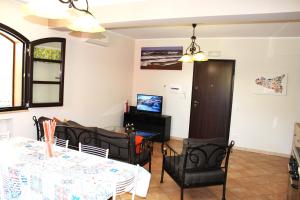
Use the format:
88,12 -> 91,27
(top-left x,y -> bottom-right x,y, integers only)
253,73 -> 288,95
140,46 -> 183,70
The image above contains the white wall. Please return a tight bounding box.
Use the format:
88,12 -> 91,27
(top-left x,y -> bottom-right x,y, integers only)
0,0 -> 135,138
132,37 -> 300,155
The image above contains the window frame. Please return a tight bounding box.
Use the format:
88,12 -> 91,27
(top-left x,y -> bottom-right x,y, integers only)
0,23 -> 29,112
29,37 -> 66,107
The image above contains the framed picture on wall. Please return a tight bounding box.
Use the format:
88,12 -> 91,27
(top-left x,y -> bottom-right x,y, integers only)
140,46 -> 183,70
253,73 -> 288,95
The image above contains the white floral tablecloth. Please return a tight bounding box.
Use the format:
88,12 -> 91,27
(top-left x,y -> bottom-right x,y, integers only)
0,137 -> 149,200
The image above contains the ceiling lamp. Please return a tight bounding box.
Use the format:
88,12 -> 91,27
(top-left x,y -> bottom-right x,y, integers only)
178,24 -> 208,63
68,12 -> 105,33
59,0 -> 105,33
22,0 -> 105,33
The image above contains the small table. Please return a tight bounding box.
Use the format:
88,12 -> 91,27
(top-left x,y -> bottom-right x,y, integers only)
104,126 -> 159,140
104,126 -> 158,154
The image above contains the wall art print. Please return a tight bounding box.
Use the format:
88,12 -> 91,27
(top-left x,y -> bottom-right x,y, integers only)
140,46 -> 183,70
253,73 -> 287,95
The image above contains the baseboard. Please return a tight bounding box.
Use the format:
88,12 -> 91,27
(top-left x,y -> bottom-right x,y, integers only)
234,146 -> 290,158
170,136 -> 184,141
169,136 -> 290,158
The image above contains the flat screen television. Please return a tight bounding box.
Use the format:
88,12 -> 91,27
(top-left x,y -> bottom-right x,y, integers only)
137,94 -> 163,114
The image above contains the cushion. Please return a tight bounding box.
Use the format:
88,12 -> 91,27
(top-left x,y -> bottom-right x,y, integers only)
95,128 -> 130,161
52,117 -> 62,122
65,120 -> 84,127
38,116 -> 65,135
164,156 -> 225,187
182,137 -> 227,152
184,169 -> 224,186
47,120 -> 96,150
182,137 -> 227,170
135,135 -> 143,154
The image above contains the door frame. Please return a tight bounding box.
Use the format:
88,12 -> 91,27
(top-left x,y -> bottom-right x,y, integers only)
188,59 -> 236,141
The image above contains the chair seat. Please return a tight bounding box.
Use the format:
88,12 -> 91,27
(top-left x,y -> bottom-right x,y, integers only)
160,139 -> 235,200
164,156 -> 225,187
184,169 -> 225,186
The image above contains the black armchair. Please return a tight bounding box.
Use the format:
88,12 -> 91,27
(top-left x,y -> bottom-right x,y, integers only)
160,138 -> 235,200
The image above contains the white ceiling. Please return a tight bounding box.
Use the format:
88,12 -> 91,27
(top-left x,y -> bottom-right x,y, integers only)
104,11 -> 300,39
109,22 -> 300,39
95,1 -> 300,39
17,0 -> 300,39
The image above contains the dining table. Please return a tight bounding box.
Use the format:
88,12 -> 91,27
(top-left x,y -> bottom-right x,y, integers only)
0,137 -> 151,200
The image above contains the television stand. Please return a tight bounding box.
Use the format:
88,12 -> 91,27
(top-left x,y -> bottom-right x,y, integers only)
123,112 -> 171,142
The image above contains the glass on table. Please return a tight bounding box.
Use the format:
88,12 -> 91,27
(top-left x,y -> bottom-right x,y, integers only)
41,136 -> 57,158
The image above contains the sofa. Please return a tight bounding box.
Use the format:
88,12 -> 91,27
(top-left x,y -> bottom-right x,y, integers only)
33,116 -> 152,171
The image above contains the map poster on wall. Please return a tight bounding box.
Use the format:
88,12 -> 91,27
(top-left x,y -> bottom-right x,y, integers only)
253,73 -> 288,95
140,46 -> 183,70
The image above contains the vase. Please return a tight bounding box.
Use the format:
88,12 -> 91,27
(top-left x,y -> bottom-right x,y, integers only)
42,136 -> 57,158
45,141 -> 54,158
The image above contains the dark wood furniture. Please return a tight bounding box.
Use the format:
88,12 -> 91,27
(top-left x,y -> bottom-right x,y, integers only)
33,116 -> 152,171
123,111 -> 171,142
29,38 -> 66,107
160,138 -> 235,200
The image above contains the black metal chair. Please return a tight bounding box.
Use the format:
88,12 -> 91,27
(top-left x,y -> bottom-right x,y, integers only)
160,138 -> 235,200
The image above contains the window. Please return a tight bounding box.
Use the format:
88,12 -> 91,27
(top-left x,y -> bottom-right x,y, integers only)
0,23 -> 66,112
0,33 -> 14,107
0,23 -> 28,112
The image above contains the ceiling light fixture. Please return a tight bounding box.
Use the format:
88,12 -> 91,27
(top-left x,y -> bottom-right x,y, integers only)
178,24 -> 208,63
23,0 -> 105,33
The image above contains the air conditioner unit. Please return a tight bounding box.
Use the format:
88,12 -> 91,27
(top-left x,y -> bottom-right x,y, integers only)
86,34 -> 109,47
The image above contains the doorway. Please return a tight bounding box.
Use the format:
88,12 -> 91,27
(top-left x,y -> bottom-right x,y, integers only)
189,59 -> 235,141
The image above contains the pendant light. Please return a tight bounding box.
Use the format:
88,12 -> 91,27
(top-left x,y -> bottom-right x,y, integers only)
22,0 -> 105,33
59,0 -> 105,33
178,24 -> 208,63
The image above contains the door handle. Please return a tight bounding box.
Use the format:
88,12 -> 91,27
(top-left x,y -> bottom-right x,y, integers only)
193,100 -> 200,107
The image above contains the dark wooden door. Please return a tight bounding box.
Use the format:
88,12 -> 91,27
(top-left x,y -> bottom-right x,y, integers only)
189,59 -> 235,141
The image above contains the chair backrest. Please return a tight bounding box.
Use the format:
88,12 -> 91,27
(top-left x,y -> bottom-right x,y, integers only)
33,116 -> 50,141
113,164 -> 139,200
183,140 -> 235,171
79,142 -> 109,158
56,138 -> 69,148
0,131 -> 9,140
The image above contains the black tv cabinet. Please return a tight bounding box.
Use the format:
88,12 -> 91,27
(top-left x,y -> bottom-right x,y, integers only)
123,112 -> 171,142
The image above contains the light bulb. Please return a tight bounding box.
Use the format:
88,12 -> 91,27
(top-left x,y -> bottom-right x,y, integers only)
68,13 -> 106,33
193,52 -> 208,61
178,54 -> 193,63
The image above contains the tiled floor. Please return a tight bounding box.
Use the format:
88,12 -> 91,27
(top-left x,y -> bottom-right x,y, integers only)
120,140 -> 289,200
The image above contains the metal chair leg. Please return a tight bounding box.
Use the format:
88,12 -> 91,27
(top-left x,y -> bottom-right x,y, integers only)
148,148 -> 152,173
160,165 -> 164,183
222,182 -> 227,200
180,188 -> 184,200
160,169 -> 164,183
